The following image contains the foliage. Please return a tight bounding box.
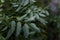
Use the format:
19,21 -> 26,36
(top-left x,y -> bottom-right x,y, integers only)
0,0 -> 50,40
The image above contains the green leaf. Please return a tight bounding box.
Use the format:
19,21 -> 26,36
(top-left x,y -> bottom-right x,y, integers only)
12,3 -> 18,7
29,12 -> 34,17
41,10 -> 49,16
16,6 -> 21,12
35,13 -> 40,20
29,23 -> 40,32
27,9 -> 31,14
6,21 -> 16,39
23,24 -> 29,38
1,27 -> 8,31
35,13 -> 47,25
45,10 -> 49,16
39,18 -> 47,25
17,13 -> 28,21
39,13 -> 46,17
22,0 -> 29,6
25,16 -> 35,22
29,31 -> 36,35
16,22 -> 21,37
